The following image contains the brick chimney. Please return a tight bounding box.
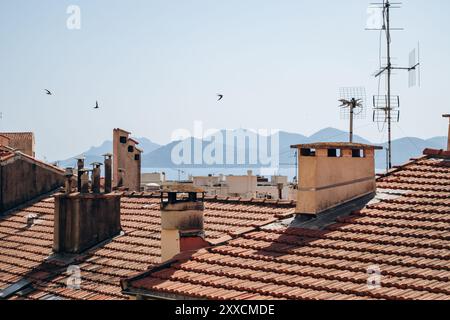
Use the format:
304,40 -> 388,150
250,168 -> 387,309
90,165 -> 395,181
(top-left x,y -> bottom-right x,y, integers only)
113,129 -> 142,191
53,154 -> 121,254
291,142 -> 382,215
444,114 -> 450,151
160,185 -> 208,263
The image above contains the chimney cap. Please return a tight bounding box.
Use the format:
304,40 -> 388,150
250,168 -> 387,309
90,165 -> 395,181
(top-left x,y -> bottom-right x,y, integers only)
91,162 -> 103,167
161,184 -> 205,194
102,153 -> 113,158
443,114 -> 450,118
114,128 -> 131,134
128,137 -> 140,145
291,142 -> 383,150
75,155 -> 86,160
64,167 -> 74,177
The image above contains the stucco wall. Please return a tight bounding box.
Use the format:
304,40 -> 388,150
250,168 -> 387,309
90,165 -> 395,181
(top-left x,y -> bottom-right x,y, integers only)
296,151 -> 376,214
113,129 -> 141,191
54,193 -> 121,254
0,157 -> 65,213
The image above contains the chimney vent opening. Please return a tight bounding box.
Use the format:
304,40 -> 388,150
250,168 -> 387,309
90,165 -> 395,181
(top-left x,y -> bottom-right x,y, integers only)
301,148 -> 316,157
327,149 -> 337,157
352,149 -> 362,158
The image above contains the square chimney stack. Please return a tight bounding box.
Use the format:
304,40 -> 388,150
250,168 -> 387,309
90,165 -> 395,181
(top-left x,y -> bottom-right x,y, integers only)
53,154 -> 120,255
291,142 -> 382,215
113,128 -> 142,191
160,185 -> 208,263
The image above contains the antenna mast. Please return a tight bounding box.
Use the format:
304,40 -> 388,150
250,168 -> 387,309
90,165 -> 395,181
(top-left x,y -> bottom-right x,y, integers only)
386,0 -> 393,170
368,1 -> 420,171
338,87 -> 367,143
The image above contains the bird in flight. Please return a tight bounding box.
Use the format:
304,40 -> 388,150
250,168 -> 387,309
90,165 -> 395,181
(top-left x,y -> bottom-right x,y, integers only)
217,94 -> 223,101
44,89 -> 52,95
94,101 -> 99,109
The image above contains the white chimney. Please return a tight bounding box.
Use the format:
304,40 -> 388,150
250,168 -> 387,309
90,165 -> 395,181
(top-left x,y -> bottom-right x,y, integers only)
444,114 -> 450,151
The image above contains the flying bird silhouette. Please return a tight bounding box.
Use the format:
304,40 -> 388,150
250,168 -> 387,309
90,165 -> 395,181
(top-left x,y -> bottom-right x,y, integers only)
217,94 -> 223,101
44,89 -> 52,95
94,101 -> 99,109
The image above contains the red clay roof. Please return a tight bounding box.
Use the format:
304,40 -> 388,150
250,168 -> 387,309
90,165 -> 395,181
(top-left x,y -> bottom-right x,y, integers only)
0,149 -> 14,162
123,156 -> 450,300
0,132 -> 34,140
0,195 -> 295,300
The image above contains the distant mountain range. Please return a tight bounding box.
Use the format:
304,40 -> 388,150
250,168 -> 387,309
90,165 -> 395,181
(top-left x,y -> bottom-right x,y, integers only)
57,128 -> 447,171
58,138 -> 161,169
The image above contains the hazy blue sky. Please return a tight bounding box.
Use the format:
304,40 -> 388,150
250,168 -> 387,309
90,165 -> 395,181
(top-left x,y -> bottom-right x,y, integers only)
1,0 -> 449,160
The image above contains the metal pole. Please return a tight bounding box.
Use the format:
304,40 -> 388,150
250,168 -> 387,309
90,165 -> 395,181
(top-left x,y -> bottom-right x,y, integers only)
386,0 -> 393,170
350,99 -> 355,143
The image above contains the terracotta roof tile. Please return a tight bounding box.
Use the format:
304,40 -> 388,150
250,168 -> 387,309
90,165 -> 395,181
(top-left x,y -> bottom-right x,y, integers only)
124,155 -> 450,300
0,195 -> 294,300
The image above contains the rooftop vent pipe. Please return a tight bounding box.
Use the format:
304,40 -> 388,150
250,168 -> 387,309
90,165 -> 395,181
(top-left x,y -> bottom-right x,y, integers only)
444,114 -> 450,151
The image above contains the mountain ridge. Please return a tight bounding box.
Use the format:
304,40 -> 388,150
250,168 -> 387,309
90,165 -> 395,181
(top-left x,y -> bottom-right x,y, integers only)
57,128 -> 447,170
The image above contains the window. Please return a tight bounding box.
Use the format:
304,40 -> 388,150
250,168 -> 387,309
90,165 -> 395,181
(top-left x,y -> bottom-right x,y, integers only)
134,154 -> 140,161
328,149 -> 337,157
120,136 -> 127,144
300,148 -> 315,157
352,149 -> 362,158
128,145 -> 134,153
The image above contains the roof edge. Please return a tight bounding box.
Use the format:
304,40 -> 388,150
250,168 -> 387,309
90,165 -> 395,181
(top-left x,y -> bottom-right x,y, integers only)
291,142 -> 383,150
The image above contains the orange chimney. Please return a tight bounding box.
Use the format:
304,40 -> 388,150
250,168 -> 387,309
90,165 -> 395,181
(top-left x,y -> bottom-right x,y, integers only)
291,142 -> 382,215
113,129 -> 142,191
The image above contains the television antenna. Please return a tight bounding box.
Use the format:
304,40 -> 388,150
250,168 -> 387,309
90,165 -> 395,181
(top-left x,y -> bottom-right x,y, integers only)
367,0 -> 421,170
177,169 -> 186,182
338,87 -> 367,143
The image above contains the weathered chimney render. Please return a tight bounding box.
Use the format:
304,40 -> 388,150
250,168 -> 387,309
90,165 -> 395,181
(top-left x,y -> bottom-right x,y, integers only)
113,129 -> 142,191
75,156 -> 85,192
91,162 -> 102,194
444,114 -> 450,151
291,142 -> 382,215
53,155 -> 120,254
160,185 -> 208,263
103,153 -> 113,193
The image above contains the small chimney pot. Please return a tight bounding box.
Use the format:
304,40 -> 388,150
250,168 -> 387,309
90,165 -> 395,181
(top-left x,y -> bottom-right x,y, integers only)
103,153 -> 113,193
75,156 -> 85,192
80,169 -> 91,193
64,167 -> 74,194
91,162 -> 102,194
